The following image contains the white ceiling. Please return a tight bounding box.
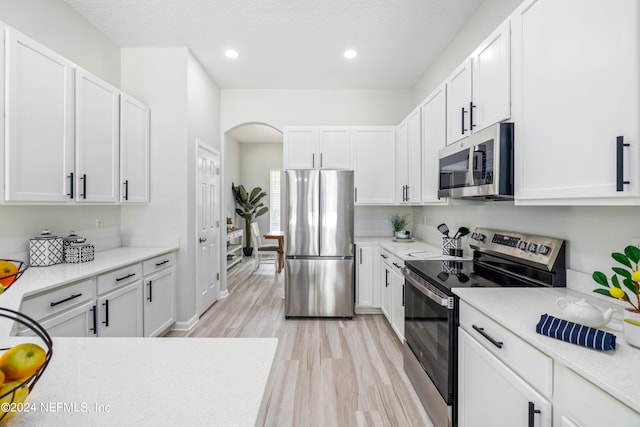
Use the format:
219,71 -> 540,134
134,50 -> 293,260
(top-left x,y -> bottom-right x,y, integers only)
62,0 -> 482,89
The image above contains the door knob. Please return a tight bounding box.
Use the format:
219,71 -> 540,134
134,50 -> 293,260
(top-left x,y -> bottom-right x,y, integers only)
199,237 -> 207,243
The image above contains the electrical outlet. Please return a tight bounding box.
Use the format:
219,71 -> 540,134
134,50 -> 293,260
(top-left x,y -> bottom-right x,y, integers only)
632,238 -> 640,249
96,218 -> 104,229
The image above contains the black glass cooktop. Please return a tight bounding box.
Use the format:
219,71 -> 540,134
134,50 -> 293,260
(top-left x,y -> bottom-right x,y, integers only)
405,258 -> 537,294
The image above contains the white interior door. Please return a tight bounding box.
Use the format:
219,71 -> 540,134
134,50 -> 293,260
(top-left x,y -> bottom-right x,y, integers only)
196,144 -> 220,316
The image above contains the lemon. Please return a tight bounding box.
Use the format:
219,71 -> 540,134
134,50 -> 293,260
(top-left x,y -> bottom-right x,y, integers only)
633,271 -> 640,282
609,287 -> 626,299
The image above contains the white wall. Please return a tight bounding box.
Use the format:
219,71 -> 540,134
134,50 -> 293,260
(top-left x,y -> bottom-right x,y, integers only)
0,0 -> 121,86
0,0 -> 123,260
225,135 -> 241,223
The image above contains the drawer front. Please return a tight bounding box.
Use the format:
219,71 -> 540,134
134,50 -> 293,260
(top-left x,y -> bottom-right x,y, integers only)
459,300 -> 553,397
143,252 -> 176,276
380,248 -> 403,271
21,278 -> 95,321
97,263 -> 142,295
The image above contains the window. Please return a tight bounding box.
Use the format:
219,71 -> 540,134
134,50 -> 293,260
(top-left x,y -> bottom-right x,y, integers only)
269,169 -> 281,232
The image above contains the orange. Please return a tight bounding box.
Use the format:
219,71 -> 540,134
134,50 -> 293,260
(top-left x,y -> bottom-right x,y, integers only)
0,343 -> 46,381
0,381 -> 29,421
0,261 -> 17,287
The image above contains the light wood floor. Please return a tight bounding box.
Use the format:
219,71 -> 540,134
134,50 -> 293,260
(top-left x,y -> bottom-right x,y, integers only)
167,259 -> 433,427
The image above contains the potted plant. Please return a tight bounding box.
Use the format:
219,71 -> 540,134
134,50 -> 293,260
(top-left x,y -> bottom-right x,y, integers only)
592,245 -> 640,347
390,214 -> 410,239
231,183 -> 268,256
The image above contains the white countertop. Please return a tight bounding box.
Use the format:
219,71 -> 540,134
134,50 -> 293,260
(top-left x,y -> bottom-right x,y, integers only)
453,287 -> 640,413
3,337 -> 278,426
355,237 -> 471,261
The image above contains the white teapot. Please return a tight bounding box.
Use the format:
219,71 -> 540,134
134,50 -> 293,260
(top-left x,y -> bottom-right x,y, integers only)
556,297 -> 615,328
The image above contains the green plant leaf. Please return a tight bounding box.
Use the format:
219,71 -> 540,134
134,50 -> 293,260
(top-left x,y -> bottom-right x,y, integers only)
623,278 -> 639,295
592,271 -> 609,287
593,288 -> 615,298
249,186 -> 262,200
612,252 -> 632,268
612,267 -> 632,280
255,207 -> 268,218
611,274 -> 622,289
625,245 -> 640,264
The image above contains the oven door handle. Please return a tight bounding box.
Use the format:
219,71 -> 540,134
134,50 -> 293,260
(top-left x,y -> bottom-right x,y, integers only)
402,268 -> 451,308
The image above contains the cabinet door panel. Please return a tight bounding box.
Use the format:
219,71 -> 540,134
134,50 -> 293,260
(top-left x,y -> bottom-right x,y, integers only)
513,0 -> 639,201
353,127 -> 396,204
284,127 -> 316,169
144,268 -> 176,337
5,29 -> 75,202
318,127 -> 351,169
20,301 -> 95,338
446,59 -> 472,145
421,86 -> 448,204
120,94 -> 150,203
356,245 -> 374,308
458,329 -> 551,427
76,70 -> 120,202
390,269 -> 405,341
97,282 -> 143,337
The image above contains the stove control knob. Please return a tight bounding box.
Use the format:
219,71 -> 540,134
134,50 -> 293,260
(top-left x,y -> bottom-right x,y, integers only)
527,242 -> 538,253
538,244 -> 551,255
517,241 -> 528,250
473,232 -> 486,242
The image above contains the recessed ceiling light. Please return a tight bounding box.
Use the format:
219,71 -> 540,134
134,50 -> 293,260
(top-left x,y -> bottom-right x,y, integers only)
344,49 -> 357,59
225,49 -> 239,59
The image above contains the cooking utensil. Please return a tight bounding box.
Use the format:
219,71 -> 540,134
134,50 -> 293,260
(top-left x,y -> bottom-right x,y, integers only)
453,226 -> 470,239
437,223 -> 450,237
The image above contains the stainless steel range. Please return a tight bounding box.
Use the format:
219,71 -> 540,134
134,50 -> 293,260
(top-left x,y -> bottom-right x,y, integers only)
401,228 -> 566,427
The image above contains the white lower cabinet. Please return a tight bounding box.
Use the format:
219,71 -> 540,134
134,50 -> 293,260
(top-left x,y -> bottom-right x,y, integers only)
97,281 -> 143,337
380,254 -> 392,321
458,328 -> 551,427
143,267 -> 176,337
355,244 -> 380,311
379,249 -> 404,341
21,300 -> 95,337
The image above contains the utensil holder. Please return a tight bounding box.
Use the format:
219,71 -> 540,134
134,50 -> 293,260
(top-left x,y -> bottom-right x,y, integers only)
442,237 -> 462,257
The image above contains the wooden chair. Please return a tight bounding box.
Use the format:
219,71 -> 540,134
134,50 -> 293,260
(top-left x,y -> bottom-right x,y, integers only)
250,222 -> 278,271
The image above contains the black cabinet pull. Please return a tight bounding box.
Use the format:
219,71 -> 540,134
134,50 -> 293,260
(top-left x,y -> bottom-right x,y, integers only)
124,180 -> 129,201
405,185 -> 410,202
320,152 -> 323,168
102,299 -> 109,327
469,102 -> 476,129
616,136 -> 630,191
402,284 -> 405,307
392,262 -> 401,269
67,172 -> 74,199
359,248 -> 362,264
50,293 -> 82,307
380,254 -> 388,259
155,260 -> 170,266
80,174 -> 87,199
312,153 -> 315,168
472,325 -> 503,348
385,269 -> 389,287
90,304 -> 97,335
354,187 -> 357,202
115,272 -> 136,282
528,402 -> 541,427
461,107 -> 467,134
147,280 -> 153,302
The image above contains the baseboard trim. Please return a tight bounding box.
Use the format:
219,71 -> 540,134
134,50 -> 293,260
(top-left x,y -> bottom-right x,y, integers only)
171,315 -> 199,331
355,306 -> 383,315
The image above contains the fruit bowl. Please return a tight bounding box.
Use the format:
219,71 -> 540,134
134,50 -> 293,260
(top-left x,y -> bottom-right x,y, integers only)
0,308 -> 52,422
0,260 -> 29,293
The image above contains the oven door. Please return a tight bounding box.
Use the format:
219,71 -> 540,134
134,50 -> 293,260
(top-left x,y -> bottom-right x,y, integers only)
403,269 -> 457,406
438,146 -> 470,198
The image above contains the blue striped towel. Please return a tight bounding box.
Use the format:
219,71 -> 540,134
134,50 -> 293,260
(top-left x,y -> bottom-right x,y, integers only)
536,313 -> 616,351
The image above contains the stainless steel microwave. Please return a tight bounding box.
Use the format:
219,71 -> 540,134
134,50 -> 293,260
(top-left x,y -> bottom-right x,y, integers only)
438,122 -> 514,200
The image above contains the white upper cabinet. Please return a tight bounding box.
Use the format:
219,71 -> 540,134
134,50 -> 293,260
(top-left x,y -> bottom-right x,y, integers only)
5,28 -> 75,202
397,108 -> 422,204
283,126 -> 352,169
446,21 -> 511,145
75,69 -> 120,203
353,127 -> 396,204
120,94 -> 150,203
512,0 -> 639,203
421,85 -> 448,204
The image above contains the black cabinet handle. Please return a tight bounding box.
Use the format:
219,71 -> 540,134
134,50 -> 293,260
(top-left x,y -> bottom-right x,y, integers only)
616,136 -> 630,191
115,272 -> 136,282
102,299 -> 109,327
147,280 -> 153,302
461,107 -> 467,134
406,185 -> 410,201
67,172 -> 74,199
124,180 -> 129,201
392,262 -> 401,269
312,153 -> 315,168
80,174 -> 87,199
472,325 -> 503,348
528,402 -> 541,427
359,248 -> 362,264
50,293 -> 82,307
402,284 -> 405,307
90,305 -> 97,335
354,187 -> 357,202
380,254 -> 388,259
470,102 -> 476,129
385,269 -> 389,287
155,260 -> 170,266
320,153 -> 323,168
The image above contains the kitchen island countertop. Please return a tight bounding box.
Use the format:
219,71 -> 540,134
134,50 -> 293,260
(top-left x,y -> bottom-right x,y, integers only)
4,337 -> 278,426
453,287 -> 640,413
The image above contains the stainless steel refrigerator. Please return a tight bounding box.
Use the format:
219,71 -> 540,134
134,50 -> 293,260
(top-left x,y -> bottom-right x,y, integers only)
284,169 -> 354,318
